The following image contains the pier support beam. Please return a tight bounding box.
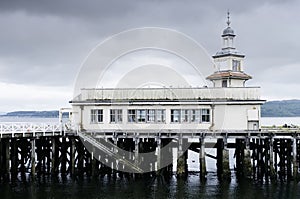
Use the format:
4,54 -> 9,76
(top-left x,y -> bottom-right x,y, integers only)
0,140 -> 2,180
134,137 -> 139,166
156,137 -> 161,175
70,137 -> 75,176
5,139 -> 10,178
31,139 -> 36,176
293,136 -> 298,180
243,137 -> 252,178
217,138 -> 231,181
10,138 -> 17,180
269,136 -> 276,181
177,137 -> 187,178
51,137 -> 56,175
199,135 -> 206,180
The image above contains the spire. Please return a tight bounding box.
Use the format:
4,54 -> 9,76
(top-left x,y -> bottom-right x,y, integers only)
213,11 -> 244,58
222,11 -> 235,37
227,10 -> 231,27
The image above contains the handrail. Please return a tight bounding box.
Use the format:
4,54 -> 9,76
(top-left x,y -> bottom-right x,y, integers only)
0,122 -> 76,135
78,132 -> 143,173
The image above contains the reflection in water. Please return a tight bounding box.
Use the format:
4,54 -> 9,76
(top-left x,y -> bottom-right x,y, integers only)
1,172 -> 300,199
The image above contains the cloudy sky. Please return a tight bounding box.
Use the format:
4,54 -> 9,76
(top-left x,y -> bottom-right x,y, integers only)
0,0 -> 299,112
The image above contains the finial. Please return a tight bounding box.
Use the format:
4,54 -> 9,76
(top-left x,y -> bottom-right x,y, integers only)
227,10 -> 231,27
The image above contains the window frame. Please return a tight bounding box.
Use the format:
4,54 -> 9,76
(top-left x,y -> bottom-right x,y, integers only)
110,109 -> 123,123
156,109 -> 166,123
201,109 -> 210,123
146,109 -> 156,123
171,109 -> 181,123
128,109 -> 136,123
90,109 -> 103,123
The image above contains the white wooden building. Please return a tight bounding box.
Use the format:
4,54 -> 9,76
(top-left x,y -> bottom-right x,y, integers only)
70,18 -> 265,133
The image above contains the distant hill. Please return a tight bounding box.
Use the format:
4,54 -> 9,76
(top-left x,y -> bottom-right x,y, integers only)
261,100 -> 300,117
2,111 -> 68,118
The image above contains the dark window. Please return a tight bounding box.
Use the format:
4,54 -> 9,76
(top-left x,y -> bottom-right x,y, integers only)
91,109 -> 103,123
232,60 -> 241,71
222,80 -> 228,87
171,109 -> 181,123
110,109 -> 122,123
137,109 -> 146,122
128,110 -> 136,123
201,109 -> 210,122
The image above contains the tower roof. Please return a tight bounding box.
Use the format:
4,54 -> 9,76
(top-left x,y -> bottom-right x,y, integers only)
222,11 -> 236,37
213,11 -> 244,58
222,27 -> 235,37
206,71 -> 252,81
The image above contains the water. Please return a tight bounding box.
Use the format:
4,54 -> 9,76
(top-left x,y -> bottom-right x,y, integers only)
1,174 -> 300,199
261,117 -> 300,126
0,116 -> 59,123
1,117 -> 300,198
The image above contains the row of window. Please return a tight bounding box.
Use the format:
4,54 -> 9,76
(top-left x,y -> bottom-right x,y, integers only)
91,109 -> 210,124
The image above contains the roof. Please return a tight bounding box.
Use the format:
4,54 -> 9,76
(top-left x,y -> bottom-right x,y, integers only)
222,27 -> 235,37
206,71 -> 252,80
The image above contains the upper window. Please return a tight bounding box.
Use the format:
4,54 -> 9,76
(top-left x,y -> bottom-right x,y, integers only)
137,109 -> 146,122
232,60 -> 241,71
171,109 -> 181,123
156,109 -> 165,123
128,109 -> 136,123
171,109 -> 210,123
191,109 -> 201,123
222,80 -> 228,88
147,109 -> 156,123
201,109 -> 210,122
91,109 -> 103,123
110,109 -> 122,123
128,109 -> 166,123
181,109 -> 190,123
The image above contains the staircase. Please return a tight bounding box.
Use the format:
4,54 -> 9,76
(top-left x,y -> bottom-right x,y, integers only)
77,132 -> 144,173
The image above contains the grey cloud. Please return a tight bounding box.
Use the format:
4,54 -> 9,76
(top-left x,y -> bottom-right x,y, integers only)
0,0 -> 299,100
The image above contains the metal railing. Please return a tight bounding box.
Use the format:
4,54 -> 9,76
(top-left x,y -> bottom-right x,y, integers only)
76,87 -> 262,101
0,122 -> 77,137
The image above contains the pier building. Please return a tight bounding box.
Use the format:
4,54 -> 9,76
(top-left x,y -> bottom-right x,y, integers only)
1,14 -> 299,182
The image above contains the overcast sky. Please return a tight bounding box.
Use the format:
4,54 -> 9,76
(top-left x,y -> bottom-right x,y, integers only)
0,0 -> 299,112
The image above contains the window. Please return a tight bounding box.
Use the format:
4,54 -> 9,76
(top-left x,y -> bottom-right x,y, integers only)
110,109 -> 122,123
128,109 -> 166,123
195,110 -> 201,123
171,109 -> 181,123
128,109 -> 136,123
232,60 -> 241,71
191,109 -> 201,123
201,109 -> 210,122
91,109 -> 103,123
147,109 -> 155,123
181,109 -> 189,123
156,109 -> 165,123
137,109 -> 146,122
222,80 -> 228,87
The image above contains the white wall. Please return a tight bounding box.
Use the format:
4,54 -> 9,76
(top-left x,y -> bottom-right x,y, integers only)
229,79 -> 244,87
213,104 -> 260,130
74,104 -> 212,131
72,103 -> 262,131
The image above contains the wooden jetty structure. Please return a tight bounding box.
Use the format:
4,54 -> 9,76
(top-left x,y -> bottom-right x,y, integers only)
0,122 -> 300,182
